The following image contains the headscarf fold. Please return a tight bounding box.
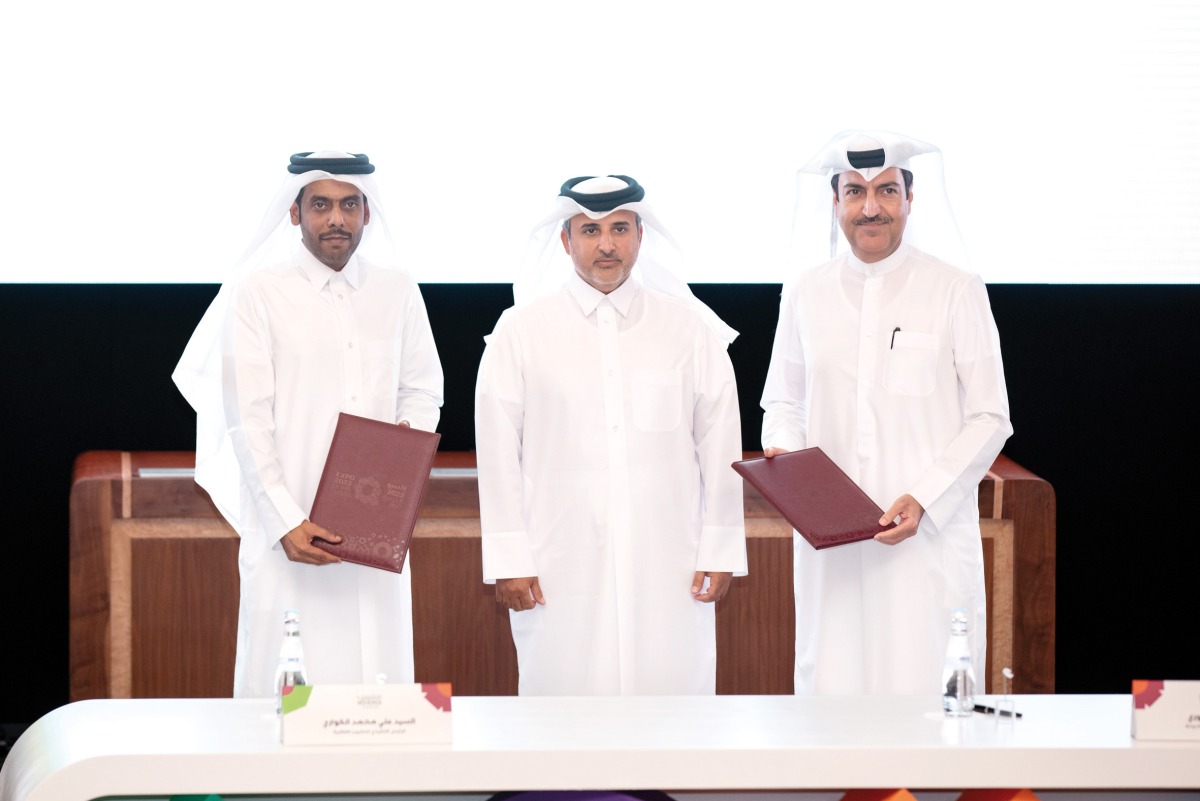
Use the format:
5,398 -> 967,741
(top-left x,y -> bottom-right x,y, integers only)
514,174 -> 738,345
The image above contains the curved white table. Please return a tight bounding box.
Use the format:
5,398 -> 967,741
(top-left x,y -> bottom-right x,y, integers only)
1,695 -> 1197,801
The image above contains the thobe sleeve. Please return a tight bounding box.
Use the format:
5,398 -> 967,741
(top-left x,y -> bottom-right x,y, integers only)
760,282 -> 809,452
223,283 -> 308,550
908,276 -> 1014,532
693,328 -> 748,575
475,312 -> 537,583
394,283 -> 444,433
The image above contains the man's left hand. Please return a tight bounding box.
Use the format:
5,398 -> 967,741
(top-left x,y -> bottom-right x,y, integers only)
692,571 -> 732,603
875,494 -> 924,545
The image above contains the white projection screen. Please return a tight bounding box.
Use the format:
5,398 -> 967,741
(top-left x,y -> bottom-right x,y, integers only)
4,0 -> 1197,284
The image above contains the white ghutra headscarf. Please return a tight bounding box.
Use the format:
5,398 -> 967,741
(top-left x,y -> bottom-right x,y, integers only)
514,174 -> 738,345
789,130 -> 969,270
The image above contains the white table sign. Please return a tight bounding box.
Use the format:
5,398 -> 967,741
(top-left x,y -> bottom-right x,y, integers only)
1132,680 -> 1200,741
281,682 -> 452,745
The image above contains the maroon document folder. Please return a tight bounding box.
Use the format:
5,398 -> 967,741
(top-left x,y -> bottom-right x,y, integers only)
309,413 -> 441,572
732,447 -> 896,550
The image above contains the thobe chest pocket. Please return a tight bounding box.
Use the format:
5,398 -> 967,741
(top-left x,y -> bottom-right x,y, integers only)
631,369 -> 682,431
884,331 -> 939,397
364,337 -> 402,402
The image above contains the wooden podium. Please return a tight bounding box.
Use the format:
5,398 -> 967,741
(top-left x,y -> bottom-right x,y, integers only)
69,451 -> 1054,700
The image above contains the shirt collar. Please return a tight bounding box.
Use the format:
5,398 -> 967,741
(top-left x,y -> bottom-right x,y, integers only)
848,241 -> 910,276
296,247 -> 362,290
566,272 -> 639,317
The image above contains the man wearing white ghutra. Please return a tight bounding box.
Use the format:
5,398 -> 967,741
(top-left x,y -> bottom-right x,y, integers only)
762,132 -> 1012,695
174,151 -> 444,697
475,175 -> 747,696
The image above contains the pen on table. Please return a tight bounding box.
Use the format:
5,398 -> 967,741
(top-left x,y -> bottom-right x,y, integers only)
974,703 -> 1022,718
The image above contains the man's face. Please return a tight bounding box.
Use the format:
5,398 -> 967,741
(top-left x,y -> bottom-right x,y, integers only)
834,166 -> 911,263
290,178 -> 371,270
560,210 -> 642,293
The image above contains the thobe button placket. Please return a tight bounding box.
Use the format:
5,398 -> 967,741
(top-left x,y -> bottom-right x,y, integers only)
856,274 -> 883,463
597,305 -> 625,440
595,300 -> 634,686
329,274 -> 364,413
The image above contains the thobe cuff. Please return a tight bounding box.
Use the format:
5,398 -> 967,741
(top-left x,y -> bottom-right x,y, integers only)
696,525 -> 749,575
481,530 -> 538,583
909,466 -> 957,535
397,409 -> 440,433
761,429 -> 805,454
267,486 -> 308,541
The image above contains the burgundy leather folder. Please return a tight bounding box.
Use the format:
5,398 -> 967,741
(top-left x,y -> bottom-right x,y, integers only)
310,413 -> 441,572
732,447 -> 895,550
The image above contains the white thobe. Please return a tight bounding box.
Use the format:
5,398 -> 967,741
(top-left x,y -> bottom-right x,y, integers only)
475,275 -> 747,696
761,243 -> 1012,695
224,249 -> 443,697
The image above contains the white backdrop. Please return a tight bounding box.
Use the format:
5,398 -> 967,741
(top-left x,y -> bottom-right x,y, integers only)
3,0 -> 1197,284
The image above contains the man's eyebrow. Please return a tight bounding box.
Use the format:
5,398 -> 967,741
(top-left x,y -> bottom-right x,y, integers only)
309,193 -> 362,204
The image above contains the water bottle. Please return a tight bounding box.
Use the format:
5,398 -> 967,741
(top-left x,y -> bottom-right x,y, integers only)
941,607 -> 976,717
274,609 -> 308,714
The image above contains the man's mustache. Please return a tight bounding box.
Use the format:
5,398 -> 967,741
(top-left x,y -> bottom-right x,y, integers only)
854,215 -> 893,226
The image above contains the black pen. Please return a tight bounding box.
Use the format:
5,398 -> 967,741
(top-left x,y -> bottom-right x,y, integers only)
890,327 -> 900,349
973,703 -> 1022,718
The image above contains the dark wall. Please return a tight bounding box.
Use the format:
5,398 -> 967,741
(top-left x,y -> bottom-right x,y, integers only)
0,282 -> 1196,725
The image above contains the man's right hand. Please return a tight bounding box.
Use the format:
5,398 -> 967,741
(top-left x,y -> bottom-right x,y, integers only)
280,520 -> 343,565
764,447 -> 789,458
495,577 -> 545,611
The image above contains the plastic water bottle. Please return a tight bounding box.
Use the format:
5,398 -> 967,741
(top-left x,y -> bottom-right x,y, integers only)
941,607 -> 976,717
274,609 -> 308,715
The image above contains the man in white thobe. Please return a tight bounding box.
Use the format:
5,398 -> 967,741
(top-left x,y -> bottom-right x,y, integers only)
761,132 -> 1012,695
174,151 -> 444,697
476,175 -> 746,696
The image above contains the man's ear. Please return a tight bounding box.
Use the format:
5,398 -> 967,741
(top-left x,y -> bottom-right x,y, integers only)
560,227 -> 571,254
289,202 -> 301,226
363,197 -> 371,225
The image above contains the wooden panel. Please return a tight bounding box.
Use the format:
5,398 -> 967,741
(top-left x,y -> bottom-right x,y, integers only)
410,531 -> 518,695
980,455 -> 1057,693
127,522 -> 239,698
716,520 -> 794,694
981,518 -> 1015,694
68,464 -> 114,702
70,450 -> 1054,699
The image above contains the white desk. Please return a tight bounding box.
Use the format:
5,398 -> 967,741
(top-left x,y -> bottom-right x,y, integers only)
1,695 -> 1196,801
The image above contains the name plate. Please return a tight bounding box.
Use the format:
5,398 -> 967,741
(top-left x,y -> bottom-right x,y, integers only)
281,682 -> 452,745
1132,680 -> 1200,741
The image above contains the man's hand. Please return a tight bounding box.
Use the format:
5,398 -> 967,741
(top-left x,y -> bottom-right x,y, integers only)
280,520 -> 343,565
496,576 -> 545,611
692,571 -> 732,603
763,447 -> 789,458
875,494 -> 925,545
